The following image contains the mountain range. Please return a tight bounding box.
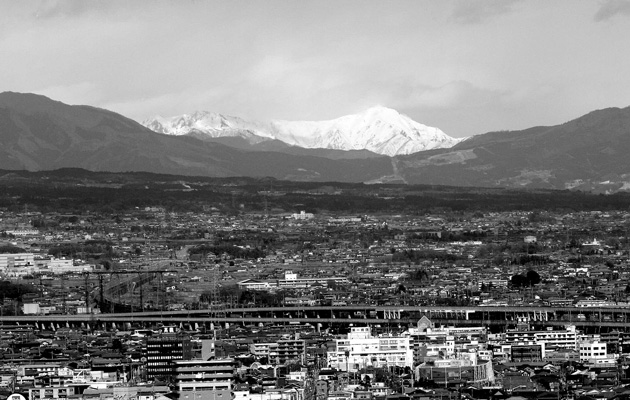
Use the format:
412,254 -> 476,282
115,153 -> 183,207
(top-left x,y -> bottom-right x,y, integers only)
0,92 -> 392,182
1,91 -> 630,192
142,106 -> 460,157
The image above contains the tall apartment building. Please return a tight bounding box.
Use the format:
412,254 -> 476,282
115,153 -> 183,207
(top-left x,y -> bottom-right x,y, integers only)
274,339 -> 306,365
144,336 -> 193,380
175,359 -> 235,400
250,339 -> 306,365
410,323 -> 487,365
327,327 -> 413,372
0,252 -> 36,276
504,325 -> 577,357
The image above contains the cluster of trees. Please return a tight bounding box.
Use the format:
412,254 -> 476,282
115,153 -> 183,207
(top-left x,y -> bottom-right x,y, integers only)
510,270 -> 541,288
408,268 -> 431,282
0,280 -> 36,300
391,249 -> 462,264
511,254 -> 550,265
31,217 -> 59,229
48,240 -> 116,259
0,245 -> 26,253
5,169 -> 630,215
189,244 -> 265,260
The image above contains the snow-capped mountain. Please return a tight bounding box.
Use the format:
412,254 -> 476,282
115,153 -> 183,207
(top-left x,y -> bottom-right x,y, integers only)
142,106 -> 461,156
270,106 -> 460,156
142,111 -> 274,144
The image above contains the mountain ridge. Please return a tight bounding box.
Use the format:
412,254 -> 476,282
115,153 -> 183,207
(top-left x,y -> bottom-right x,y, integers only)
394,105 -> 630,191
142,105 -> 461,157
3,91 -> 630,192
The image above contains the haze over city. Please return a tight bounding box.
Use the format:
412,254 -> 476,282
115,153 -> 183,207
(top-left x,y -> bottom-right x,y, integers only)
2,0 -> 630,138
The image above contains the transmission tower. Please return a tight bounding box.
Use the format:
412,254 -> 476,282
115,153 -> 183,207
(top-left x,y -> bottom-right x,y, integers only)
209,265 -> 225,319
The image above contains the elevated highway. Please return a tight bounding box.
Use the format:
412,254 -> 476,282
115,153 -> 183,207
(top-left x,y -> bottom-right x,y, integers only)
2,304 -> 630,332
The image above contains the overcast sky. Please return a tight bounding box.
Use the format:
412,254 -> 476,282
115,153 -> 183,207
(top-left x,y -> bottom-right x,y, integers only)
2,0 -> 630,138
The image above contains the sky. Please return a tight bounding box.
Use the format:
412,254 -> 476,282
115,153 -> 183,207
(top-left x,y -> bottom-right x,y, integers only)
1,0 -> 630,138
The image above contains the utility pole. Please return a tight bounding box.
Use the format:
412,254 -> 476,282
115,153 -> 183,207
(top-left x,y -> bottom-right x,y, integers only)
84,272 -> 89,313
99,275 -> 104,308
263,194 -> 268,219
140,284 -> 144,312
62,275 -> 67,314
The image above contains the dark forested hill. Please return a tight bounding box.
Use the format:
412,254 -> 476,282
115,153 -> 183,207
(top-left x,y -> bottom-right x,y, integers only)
396,106 -> 630,191
0,92 -> 393,182
2,92 -> 630,192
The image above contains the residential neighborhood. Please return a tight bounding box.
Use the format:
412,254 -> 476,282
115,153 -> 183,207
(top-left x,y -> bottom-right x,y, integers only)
2,203 -> 630,400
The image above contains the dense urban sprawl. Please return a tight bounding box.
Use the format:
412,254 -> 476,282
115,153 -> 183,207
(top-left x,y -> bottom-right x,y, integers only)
2,206 -> 630,400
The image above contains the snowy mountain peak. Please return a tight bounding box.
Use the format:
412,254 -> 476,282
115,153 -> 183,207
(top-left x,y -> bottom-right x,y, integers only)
142,111 -> 274,142
362,105 -> 402,118
269,107 -> 461,156
142,106 -> 462,156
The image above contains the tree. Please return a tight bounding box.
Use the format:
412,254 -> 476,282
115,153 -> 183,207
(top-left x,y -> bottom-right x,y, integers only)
99,260 -> 112,271
526,270 -> 541,285
0,280 -> 36,300
410,268 -> 430,282
0,245 -> 26,253
510,274 -> 529,288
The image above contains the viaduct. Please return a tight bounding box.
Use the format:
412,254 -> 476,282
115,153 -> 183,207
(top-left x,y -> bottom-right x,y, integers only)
1,305 -> 629,333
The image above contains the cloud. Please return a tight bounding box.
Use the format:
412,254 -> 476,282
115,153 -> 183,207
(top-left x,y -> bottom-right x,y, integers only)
32,0 -> 113,19
451,0 -> 520,24
35,82 -> 103,106
594,0 -> 630,21
389,80 -> 507,111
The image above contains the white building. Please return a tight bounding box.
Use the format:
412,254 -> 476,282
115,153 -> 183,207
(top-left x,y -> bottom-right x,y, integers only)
410,324 -> 487,360
0,252 -> 35,270
37,257 -> 93,274
524,236 -> 537,243
233,389 -> 299,400
238,271 -> 347,291
0,253 -> 37,277
327,327 -> 413,372
578,340 -> 607,362
4,229 -> 39,237
291,211 -> 314,220
575,299 -> 615,308
504,325 -> 578,357
174,359 -> 234,400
